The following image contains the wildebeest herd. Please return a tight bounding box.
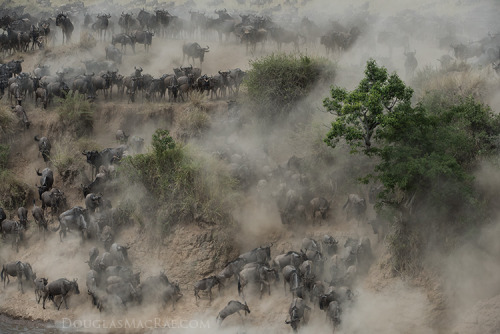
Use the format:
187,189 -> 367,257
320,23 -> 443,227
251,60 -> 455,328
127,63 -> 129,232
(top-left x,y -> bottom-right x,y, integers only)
0,0 -> 498,332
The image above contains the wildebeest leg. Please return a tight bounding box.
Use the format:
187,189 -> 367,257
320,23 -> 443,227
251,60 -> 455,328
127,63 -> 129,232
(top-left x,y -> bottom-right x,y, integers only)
42,293 -> 48,309
194,288 -> 199,305
58,293 -> 69,310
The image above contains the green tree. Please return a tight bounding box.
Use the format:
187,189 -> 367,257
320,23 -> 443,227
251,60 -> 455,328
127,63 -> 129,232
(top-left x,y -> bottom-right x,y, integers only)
323,59 -> 413,153
324,60 -> 500,274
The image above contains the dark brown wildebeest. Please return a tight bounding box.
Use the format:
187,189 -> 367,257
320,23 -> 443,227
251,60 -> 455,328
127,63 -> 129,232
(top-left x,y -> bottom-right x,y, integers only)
34,135 -> 51,162
52,206 -> 88,242
238,244 -> 273,265
32,199 -> 48,240
34,277 -> 48,303
1,261 -> 35,293
217,257 -> 247,282
42,278 -> 80,310
194,276 -> 222,304
285,297 -> 311,332
55,13 -> 74,44
17,207 -> 28,229
216,300 -> 250,325
36,167 -> 54,200
40,188 -> 67,218
237,264 -> 279,299
182,42 -> 209,66
0,219 -> 24,252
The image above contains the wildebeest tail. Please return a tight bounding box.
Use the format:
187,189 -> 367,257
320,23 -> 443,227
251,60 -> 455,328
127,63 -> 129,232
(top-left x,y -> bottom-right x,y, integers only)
0,266 -> 4,282
237,274 -> 242,296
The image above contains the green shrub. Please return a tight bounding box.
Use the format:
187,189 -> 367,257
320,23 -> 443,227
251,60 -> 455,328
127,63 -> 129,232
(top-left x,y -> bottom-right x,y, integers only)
119,129 -> 236,236
244,53 -> 335,119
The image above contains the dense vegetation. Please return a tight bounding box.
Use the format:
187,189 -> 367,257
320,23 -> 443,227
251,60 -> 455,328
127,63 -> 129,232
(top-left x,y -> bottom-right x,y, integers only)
324,60 -> 500,274
0,108 -> 30,210
120,129 -> 236,237
244,53 -> 336,119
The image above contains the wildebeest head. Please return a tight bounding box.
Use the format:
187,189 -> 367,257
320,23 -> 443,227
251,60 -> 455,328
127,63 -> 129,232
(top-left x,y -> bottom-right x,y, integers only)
134,66 -> 143,77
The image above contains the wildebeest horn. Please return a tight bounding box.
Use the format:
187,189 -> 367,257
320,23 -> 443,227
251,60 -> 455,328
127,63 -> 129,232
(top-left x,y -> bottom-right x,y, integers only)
36,168 -> 41,175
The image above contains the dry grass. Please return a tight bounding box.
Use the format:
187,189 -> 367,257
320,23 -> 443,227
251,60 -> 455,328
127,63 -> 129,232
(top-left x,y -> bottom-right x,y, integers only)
0,106 -> 17,139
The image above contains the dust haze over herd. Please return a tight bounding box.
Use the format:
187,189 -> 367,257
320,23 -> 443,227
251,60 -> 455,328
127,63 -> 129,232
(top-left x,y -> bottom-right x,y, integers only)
0,0 -> 500,333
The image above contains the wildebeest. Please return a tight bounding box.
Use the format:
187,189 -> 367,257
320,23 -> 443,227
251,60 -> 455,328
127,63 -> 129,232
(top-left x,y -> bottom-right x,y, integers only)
194,276 -> 222,303
217,257 -> 247,282
322,235 -> 338,255
52,206 -> 88,241
42,278 -> 80,310
1,261 -> 35,293
309,197 -> 330,223
34,277 -> 48,303
327,300 -> 342,327
105,44 -> 122,64
182,42 -> 209,66
282,265 -> 304,298
273,251 -> 307,270
238,244 -> 272,264
40,188 -> 67,217
92,72 -> 112,99
109,243 -> 130,266
11,104 -> 30,129
85,193 -> 103,213
36,167 -> 54,200
82,146 -> 126,178
92,14 -> 111,41
32,199 -> 48,239
111,33 -> 135,53
237,264 -> 279,298
119,13 -> 139,34
0,219 -> 24,252
17,207 -> 28,229
343,194 -> 366,225
285,297 -> 311,331
55,13 -> 74,44
216,300 -> 250,325
34,135 -> 51,162
133,30 -> 154,52
302,237 -> 320,252
139,272 -> 182,310
404,49 -> 418,79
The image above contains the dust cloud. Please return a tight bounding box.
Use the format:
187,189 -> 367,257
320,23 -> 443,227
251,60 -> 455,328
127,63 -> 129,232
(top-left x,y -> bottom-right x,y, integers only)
1,0 -> 500,333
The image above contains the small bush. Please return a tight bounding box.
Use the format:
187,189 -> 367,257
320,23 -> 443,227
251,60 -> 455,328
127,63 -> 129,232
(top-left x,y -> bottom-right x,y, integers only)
0,171 -> 30,210
0,106 -> 17,138
244,53 -> 336,119
56,94 -> 94,137
119,129 -> 236,236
